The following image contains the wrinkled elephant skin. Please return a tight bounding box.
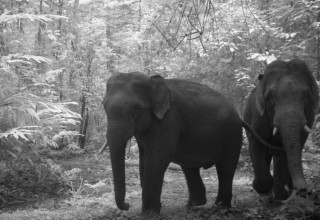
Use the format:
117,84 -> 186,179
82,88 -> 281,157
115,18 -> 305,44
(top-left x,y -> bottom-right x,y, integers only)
103,72 -> 243,215
243,59 -> 319,199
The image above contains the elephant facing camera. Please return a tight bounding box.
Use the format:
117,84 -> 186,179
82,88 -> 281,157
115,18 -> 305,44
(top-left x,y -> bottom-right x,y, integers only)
243,59 -> 319,200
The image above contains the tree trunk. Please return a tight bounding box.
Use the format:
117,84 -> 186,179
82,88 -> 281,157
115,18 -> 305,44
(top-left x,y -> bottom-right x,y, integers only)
317,10 -> 320,80
78,46 -> 94,149
58,0 -> 64,34
17,1 -> 25,33
36,0 -> 45,50
106,9 -> 116,74
58,69 -> 65,100
71,0 -> 80,51
78,94 -> 89,149
86,47 -> 94,89
35,0 -> 46,75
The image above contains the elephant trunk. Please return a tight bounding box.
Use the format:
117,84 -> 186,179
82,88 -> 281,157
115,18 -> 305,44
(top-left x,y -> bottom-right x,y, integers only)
107,123 -> 131,210
278,117 -> 306,190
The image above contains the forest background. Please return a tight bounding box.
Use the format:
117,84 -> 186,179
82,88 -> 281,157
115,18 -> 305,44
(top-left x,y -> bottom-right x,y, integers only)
1,0 -> 320,219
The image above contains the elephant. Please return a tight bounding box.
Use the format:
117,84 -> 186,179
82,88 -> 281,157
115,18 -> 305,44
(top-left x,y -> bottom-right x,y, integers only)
243,59 -> 319,200
103,72 -> 279,215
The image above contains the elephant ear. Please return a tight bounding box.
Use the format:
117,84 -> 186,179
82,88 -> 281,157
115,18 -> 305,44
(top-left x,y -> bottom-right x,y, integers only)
150,75 -> 171,120
102,75 -> 115,107
255,82 -> 266,116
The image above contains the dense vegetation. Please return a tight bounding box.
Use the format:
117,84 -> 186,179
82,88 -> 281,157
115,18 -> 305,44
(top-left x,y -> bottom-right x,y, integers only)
1,0 -> 320,219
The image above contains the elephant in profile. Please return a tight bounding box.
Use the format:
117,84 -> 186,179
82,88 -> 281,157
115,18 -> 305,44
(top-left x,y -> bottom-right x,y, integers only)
243,59 -> 319,199
103,72 -> 277,215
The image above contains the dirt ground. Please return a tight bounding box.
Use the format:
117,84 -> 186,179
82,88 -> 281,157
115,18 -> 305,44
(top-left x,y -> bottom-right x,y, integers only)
1,151 -> 320,220
59,158 -> 260,219
58,153 -> 320,220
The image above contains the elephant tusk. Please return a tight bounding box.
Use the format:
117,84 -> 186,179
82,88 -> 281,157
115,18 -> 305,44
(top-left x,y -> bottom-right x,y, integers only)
273,127 -> 277,136
98,140 -> 109,155
304,125 -> 312,133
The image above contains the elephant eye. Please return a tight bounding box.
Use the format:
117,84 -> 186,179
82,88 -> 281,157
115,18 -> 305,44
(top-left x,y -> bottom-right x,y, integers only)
132,106 -> 142,119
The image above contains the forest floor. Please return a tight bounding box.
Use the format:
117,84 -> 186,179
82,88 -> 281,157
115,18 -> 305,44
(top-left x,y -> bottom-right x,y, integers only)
1,147 -> 320,220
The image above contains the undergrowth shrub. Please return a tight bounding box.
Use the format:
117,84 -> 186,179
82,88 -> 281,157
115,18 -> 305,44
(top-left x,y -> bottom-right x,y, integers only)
0,146 -> 68,209
39,143 -> 85,160
237,132 -> 252,171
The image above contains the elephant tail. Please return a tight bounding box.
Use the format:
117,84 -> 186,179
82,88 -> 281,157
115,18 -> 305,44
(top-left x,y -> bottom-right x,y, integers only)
242,121 -> 284,152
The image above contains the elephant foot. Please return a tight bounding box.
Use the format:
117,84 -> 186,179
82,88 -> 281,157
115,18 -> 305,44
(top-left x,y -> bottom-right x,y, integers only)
187,196 -> 207,207
214,198 -> 232,209
253,177 -> 273,195
141,199 -> 161,215
140,210 -> 161,220
273,185 -> 290,200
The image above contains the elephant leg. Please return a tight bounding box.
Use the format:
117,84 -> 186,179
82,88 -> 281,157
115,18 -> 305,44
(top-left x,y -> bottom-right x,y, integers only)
249,139 -> 273,194
138,146 -> 144,188
286,174 -> 293,192
141,151 -> 171,213
273,154 -> 291,200
181,166 -> 206,206
215,158 -> 238,207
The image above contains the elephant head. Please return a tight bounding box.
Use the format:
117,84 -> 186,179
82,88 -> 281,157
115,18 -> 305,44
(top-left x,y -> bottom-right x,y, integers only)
103,72 -> 171,210
255,59 -> 319,191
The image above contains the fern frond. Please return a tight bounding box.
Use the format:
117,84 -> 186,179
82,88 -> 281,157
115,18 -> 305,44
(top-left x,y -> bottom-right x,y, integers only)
0,12 -> 68,24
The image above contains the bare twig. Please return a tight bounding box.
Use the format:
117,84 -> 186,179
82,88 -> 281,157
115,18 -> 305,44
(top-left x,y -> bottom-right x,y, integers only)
208,0 -> 218,42
174,3 -> 186,36
202,0 -> 210,32
154,23 -> 177,50
187,7 -> 201,33
183,30 -> 200,37
153,0 -> 211,50
174,36 -> 187,49
192,0 -> 203,32
168,3 -> 179,27
245,0 -> 268,34
199,35 -> 206,52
